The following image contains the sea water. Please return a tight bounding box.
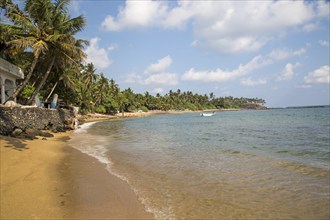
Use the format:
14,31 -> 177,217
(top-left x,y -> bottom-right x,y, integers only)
69,107 -> 330,219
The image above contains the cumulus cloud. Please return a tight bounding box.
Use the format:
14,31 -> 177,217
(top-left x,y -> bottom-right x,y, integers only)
101,1 -> 168,31
240,78 -> 267,86
145,56 -> 172,74
126,72 -> 178,86
304,65 -> 330,84
143,72 -> 178,85
181,55 -> 265,83
277,63 -> 300,81
182,48 -> 305,83
153,88 -> 164,94
316,0 -> 330,17
84,37 -> 113,69
101,0 -> 328,53
125,55 -> 178,85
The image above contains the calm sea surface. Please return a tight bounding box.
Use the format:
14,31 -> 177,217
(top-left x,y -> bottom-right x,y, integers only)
69,108 -> 330,219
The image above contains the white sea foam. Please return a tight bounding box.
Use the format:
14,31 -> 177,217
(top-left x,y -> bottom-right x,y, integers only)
68,121 -> 160,219
69,121 -> 130,182
73,121 -> 98,134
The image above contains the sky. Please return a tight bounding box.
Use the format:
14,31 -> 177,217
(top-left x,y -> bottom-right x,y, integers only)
68,0 -> 329,107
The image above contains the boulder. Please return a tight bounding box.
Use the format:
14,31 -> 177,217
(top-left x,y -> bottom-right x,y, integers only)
11,128 -> 23,137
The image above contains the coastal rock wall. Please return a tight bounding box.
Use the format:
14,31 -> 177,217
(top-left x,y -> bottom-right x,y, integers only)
0,107 -> 74,137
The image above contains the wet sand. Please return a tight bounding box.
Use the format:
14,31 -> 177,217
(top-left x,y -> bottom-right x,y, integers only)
0,133 -> 153,219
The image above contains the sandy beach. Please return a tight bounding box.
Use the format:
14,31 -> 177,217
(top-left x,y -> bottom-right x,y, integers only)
0,132 -> 153,219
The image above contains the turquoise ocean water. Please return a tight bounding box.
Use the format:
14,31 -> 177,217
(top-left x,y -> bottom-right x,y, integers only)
69,107 -> 330,219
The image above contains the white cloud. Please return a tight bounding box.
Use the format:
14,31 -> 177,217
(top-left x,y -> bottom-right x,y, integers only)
143,73 -> 178,85
302,22 -> 320,32
101,1 -> 328,53
145,55 -> 172,74
240,77 -> 267,86
126,72 -> 178,86
182,48 -> 305,83
84,37 -> 113,69
292,48 -> 306,56
101,1 -> 168,31
125,55 -> 178,86
319,40 -> 329,47
153,88 -> 164,94
304,65 -> 330,84
181,56 -> 262,83
316,0 -> 330,17
277,63 -> 300,81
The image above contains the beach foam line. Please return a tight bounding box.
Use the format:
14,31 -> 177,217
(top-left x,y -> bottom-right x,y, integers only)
68,121 -> 167,219
69,121 -> 130,183
73,121 -> 98,134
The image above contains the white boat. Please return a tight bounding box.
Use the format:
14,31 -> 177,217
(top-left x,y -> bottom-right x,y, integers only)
200,112 -> 215,117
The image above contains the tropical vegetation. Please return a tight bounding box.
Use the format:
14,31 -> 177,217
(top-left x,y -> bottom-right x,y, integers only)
0,0 -> 266,114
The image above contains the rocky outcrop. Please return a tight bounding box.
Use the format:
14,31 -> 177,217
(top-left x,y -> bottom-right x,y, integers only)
242,103 -> 267,110
0,106 -> 75,138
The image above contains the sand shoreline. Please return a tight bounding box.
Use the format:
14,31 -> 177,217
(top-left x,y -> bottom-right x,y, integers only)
0,130 -> 153,219
0,109 -> 231,219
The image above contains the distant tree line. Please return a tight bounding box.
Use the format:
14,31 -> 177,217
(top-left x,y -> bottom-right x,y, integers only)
0,0 -> 266,114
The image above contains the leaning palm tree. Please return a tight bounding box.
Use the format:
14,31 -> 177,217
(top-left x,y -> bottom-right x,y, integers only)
45,64 -> 80,102
1,0 -> 51,101
26,0 -> 87,104
1,0 -> 87,104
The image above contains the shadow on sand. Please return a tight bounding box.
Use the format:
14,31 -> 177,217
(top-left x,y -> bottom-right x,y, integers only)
1,136 -> 29,151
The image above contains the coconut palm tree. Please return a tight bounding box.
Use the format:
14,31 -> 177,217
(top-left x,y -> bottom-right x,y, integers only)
26,0 -> 87,104
1,0 -> 51,101
82,63 -> 98,88
1,0 -> 87,104
94,73 -> 109,106
44,63 -> 80,102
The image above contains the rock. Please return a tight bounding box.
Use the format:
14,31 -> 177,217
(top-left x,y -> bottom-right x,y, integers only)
25,128 -> 54,138
25,128 -> 40,137
24,128 -> 39,139
4,101 -> 21,107
11,128 -> 23,137
39,131 -> 54,138
18,133 -> 37,140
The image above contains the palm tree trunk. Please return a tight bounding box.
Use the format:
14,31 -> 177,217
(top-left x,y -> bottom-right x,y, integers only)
5,51 -> 40,103
45,80 -> 59,102
27,56 -> 56,105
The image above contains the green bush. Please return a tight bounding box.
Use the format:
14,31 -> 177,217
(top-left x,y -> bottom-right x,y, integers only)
19,85 -> 44,102
20,85 -> 35,99
184,102 -> 198,111
140,106 -> 148,112
94,105 -> 106,114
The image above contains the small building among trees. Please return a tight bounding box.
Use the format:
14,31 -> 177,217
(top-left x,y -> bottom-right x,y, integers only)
0,58 -> 24,104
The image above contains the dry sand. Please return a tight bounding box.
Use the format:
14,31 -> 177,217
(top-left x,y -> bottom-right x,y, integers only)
0,133 -> 153,219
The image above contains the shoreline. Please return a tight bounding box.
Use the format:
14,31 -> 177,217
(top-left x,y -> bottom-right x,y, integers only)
0,109 -> 241,219
60,142 -> 153,219
0,129 -> 153,219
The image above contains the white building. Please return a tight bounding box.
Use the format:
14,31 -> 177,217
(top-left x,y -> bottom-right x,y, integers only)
0,58 -> 24,104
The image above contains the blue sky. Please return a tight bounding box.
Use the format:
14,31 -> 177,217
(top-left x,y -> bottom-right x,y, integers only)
69,0 -> 329,107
